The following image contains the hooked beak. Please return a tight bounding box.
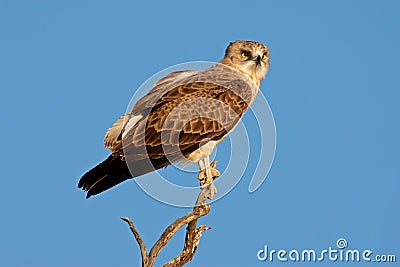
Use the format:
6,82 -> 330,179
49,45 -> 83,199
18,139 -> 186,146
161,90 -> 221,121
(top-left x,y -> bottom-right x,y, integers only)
255,55 -> 261,66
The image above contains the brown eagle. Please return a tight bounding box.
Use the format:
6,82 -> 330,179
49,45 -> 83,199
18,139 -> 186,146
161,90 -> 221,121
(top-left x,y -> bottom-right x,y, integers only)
78,40 -> 270,199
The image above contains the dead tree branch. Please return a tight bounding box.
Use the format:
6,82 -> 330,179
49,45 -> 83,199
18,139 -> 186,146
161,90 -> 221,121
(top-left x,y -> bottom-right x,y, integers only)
120,217 -> 149,266
121,185 -> 213,267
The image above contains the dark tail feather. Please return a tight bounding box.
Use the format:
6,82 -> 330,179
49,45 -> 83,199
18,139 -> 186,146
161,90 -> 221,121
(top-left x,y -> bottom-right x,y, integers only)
78,155 -> 132,198
79,154 -> 173,198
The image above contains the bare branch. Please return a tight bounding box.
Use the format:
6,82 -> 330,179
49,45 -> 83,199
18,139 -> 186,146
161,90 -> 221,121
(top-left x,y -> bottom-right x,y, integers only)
148,204 -> 210,266
122,165 -> 217,266
120,217 -> 149,266
162,224 -> 211,267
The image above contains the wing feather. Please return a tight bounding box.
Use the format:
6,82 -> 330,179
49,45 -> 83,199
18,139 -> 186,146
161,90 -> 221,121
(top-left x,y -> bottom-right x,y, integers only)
111,64 -> 258,165
104,115 -> 125,151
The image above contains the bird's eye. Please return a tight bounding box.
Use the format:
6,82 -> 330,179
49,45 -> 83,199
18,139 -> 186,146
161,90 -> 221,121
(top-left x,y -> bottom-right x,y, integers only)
241,51 -> 250,59
262,53 -> 268,60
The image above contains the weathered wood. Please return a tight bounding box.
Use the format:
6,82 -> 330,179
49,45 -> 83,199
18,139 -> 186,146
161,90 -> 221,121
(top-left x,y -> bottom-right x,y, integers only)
121,170 -> 215,267
120,217 -> 149,266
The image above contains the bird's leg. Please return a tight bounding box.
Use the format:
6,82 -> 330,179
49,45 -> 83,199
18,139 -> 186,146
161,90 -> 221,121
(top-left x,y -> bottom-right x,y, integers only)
201,156 -> 218,200
198,159 -> 206,172
198,161 -> 220,183
197,160 -> 206,184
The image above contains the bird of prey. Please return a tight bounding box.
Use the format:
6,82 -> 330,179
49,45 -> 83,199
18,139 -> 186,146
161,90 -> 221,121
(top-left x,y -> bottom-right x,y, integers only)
78,40 -> 270,199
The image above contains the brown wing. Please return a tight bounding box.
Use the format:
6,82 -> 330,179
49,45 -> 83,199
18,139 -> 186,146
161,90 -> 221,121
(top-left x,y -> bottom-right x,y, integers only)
103,70 -> 198,155
121,63 -> 257,163
132,70 -> 199,115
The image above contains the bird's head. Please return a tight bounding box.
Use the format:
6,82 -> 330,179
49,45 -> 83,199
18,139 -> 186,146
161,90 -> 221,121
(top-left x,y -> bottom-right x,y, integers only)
221,40 -> 270,86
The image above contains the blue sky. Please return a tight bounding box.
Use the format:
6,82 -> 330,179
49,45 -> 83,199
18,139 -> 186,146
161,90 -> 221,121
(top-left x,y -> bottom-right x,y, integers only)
1,1 -> 399,266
